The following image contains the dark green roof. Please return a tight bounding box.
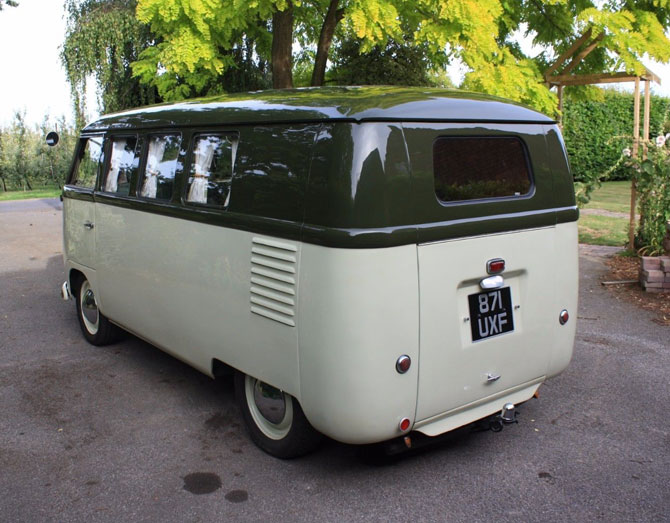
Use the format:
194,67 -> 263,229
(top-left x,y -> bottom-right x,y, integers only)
84,86 -> 554,131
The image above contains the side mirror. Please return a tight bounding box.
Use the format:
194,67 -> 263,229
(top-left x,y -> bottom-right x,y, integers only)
46,131 -> 59,147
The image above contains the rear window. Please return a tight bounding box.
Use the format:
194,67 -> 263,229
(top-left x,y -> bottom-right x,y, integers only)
433,137 -> 532,202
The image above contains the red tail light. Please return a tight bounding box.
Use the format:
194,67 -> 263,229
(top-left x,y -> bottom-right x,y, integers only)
487,258 -> 505,274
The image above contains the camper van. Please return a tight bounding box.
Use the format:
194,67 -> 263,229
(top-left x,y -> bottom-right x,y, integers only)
59,86 -> 578,458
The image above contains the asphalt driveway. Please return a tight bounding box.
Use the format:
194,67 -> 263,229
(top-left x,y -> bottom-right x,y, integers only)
0,199 -> 668,522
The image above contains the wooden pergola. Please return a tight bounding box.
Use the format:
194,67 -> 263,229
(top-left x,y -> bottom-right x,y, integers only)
544,27 -> 662,249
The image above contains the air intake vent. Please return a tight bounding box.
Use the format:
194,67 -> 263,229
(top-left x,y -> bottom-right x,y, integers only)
250,237 -> 297,327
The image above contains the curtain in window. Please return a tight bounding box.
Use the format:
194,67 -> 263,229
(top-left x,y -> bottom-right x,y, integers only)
223,136 -> 239,208
105,139 -> 127,192
187,138 -> 215,203
141,137 -> 167,198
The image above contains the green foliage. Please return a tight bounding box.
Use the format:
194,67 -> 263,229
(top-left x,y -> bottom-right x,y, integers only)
632,139 -> 670,254
0,0 -> 18,10
131,0 -> 670,119
461,50 -> 557,115
61,0 -> 160,123
506,1 -> 670,79
133,0 -> 277,99
329,38 -> 436,87
563,90 -> 670,187
0,113 -> 76,192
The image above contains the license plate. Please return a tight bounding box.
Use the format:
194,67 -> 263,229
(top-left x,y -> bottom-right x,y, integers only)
468,287 -> 515,342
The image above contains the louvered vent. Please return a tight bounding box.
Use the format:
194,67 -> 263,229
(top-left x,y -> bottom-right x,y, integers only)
250,237 -> 297,327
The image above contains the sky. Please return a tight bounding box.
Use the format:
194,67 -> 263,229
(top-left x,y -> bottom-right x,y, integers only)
0,1 -> 74,127
0,1 -> 669,129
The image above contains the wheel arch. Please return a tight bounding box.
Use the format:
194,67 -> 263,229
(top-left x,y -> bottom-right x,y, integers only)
68,268 -> 86,295
212,358 -> 234,379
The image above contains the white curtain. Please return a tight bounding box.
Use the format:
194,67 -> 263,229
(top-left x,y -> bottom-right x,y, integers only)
141,137 -> 167,198
187,138 -> 215,203
223,136 -> 238,208
105,139 -> 127,192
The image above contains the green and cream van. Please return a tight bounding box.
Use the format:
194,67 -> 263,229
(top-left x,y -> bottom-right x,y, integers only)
59,86 -> 578,458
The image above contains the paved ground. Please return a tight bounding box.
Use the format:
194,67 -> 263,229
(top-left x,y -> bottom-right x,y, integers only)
1,199 -> 668,523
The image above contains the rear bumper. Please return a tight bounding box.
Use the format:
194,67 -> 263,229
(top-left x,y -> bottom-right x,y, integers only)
413,377 -> 543,437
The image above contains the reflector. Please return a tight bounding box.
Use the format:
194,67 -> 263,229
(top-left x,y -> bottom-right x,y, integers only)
396,355 -> 411,374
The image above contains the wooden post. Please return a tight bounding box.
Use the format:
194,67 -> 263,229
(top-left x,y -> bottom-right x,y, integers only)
643,79 -> 651,154
557,85 -> 564,128
628,77 -> 641,251
637,80 -> 653,242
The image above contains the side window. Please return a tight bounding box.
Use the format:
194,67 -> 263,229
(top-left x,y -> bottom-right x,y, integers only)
102,136 -> 139,196
138,134 -> 181,200
185,133 -> 238,207
71,136 -> 104,189
433,137 -> 532,202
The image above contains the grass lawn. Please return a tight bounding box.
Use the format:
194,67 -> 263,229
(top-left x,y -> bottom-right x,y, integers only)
578,214 -> 629,246
578,180 -> 633,247
583,180 -> 631,214
0,187 -> 62,202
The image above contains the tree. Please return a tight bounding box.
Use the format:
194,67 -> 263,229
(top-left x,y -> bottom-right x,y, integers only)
500,1 -> 670,82
311,0 -> 345,86
133,0 -> 670,115
0,1 -> 18,10
133,0 -> 280,96
61,0 -> 160,125
330,37 -> 438,87
132,0 -> 511,92
0,116 -> 76,191
0,129 -> 7,191
2,112 -> 33,191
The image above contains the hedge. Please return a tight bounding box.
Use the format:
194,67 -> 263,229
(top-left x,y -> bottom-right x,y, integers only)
562,90 -> 670,182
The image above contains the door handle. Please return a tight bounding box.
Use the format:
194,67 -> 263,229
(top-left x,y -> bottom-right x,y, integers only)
83,221 -> 94,230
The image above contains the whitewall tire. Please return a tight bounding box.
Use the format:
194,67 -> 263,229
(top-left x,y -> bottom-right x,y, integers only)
235,372 -> 322,458
74,276 -> 118,346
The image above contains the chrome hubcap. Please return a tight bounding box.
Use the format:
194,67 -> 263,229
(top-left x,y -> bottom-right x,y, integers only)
244,375 -> 293,440
253,380 -> 287,424
80,281 -> 99,334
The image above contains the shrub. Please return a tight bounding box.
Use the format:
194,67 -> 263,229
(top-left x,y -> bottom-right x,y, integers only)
563,91 -> 670,183
625,135 -> 670,255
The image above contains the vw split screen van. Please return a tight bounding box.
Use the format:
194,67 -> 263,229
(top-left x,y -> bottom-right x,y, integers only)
59,86 -> 578,458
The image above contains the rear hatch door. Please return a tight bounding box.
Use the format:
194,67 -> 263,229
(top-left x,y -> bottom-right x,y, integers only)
402,122 -> 558,421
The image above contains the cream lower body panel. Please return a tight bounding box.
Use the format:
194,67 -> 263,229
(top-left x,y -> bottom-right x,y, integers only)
93,204 -> 301,395
547,221 -> 579,378
297,243 -> 420,445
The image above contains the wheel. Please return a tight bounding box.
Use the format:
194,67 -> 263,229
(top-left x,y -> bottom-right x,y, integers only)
234,371 -> 322,458
74,276 -> 118,346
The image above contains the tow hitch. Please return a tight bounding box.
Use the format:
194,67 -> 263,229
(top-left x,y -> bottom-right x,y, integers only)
486,403 -> 519,432
377,403 -> 522,457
